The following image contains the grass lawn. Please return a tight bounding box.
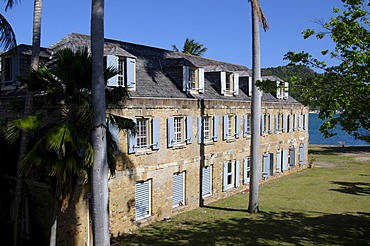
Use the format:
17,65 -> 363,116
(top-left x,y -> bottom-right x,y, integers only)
115,146 -> 370,245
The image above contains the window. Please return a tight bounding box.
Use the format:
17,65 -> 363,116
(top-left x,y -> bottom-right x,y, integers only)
243,114 -> 251,137
173,172 -> 185,208
168,116 -> 192,147
275,114 -> 285,133
243,157 -> 250,184
289,146 -> 296,167
135,180 -> 151,220
4,57 -> 12,81
221,72 -> 239,95
223,114 -> 240,140
276,81 -> 289,99
276,150 -> 282,173
128,118 -> 160,154
106,55 -> 136,90
302,114 -> 307,130
183,66 -> 204,93
198,116 -> 219,143
293,114 -> 297,131
222,160 -> 240,191
202,166 -> 212,197
261,114 -> 272,135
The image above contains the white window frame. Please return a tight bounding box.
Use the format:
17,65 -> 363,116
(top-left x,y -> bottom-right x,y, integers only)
128,117 -> 160,154
174,117 -> 184,144
226,161 -> 235,189
203,116 -> 213,142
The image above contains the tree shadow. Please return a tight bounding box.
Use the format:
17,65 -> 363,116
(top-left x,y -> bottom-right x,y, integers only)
330,181 -> 370,196
114,211 -> 370,245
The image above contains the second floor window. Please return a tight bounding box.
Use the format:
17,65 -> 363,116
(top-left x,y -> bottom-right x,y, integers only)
168,116 -> 192,147
174,117 -> 183,144
136,119 -> 148,148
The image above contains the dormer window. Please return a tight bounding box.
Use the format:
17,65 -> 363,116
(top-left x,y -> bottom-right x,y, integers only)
221,72 -> 239,95
183,66 -> 204,93
276,81 -> 289,99
105,55 -> 136,90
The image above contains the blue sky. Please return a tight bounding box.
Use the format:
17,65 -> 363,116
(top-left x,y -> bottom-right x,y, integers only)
3,0 -> 340,69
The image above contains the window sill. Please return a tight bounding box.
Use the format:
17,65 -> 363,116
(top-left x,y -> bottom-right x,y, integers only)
226,138 -> 236,143
172,204 -> 187,213
135,215 -> 154,225
134,149 -> 157,156
172,144 -> 187,150
203,141 -> 215,146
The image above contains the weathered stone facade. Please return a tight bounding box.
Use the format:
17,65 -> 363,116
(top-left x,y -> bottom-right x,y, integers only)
0,33 -> 309,245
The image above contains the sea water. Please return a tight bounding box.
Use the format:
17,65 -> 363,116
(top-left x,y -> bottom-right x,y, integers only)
309,113 -> 369,146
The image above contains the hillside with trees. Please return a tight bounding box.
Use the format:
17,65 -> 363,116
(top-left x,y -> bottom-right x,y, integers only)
262,65 -> 318,104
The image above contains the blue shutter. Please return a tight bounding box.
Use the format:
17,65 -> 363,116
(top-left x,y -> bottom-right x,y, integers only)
202,166 -> 211,197
262,154 -> 270,177
235,160 -> 240,187
289,147 -> 296,167
183,66 -> 189,91
198,117 -> 203,144
282,114 -> 287,132
298,114 -> 302,130
299,144 -> 305,164
152,118 -> 160,150
128,118 -> 137,154
282,150 -> 288,171
275,114 -> 279,133
198,68 -> 205,93
186,116 -> 192,144
261,115 -> 265,135
222,162 -> 228,191
223,115 -> 228,140
135,180 -> 150,220
173,172 -> 184,207
303,114 -> 307,130
167,117 -> 174,148
276,150 -> 282,173
235,115 -> 240,139
126,57 -> 136,89
108,121 -> 119,154
107,55 -> 118,86
293,114 -> 297,131
213,116 -> 219,142
268,114 -> 273,134
243,115 -> 248,137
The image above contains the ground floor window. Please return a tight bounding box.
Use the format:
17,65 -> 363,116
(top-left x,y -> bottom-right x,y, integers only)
222,160 -> 240,191
173,172 -> 185,207
135,179 -> 151,220
202,166 -> 212,197
243,157 -> 250,184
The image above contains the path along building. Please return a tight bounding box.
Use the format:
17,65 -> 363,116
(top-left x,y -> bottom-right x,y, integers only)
0,33 -> 309,245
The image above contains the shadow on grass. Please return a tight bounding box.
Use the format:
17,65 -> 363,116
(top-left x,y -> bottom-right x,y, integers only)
114,211 -> 370,245
330,181 -> 370,196
309,146 -> 370,155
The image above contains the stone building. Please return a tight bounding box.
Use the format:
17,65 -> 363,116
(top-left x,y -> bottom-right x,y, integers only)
0,33 -> 308,245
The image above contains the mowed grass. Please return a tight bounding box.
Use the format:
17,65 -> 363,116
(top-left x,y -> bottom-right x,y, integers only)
115,146 -> 370,245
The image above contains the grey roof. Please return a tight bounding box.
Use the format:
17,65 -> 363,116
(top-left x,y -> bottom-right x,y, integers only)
2,44 -> 52,58
1,33 -> 300,104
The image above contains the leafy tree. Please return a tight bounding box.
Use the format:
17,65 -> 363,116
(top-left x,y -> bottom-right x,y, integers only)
172,38 -> 207,56
0,0 -> 17,51
248,0 -> 269,214
284,0 -> 370,142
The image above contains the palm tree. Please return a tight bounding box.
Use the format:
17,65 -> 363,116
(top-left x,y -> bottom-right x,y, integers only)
12,1 -> 43,244
172,38 -> 207,56
1,47 -> 135,245
90,0 -> 110,244
248,0 -> 269,214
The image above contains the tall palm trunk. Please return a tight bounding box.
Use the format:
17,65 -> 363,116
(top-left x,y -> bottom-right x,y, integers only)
13,1 -> 42,245
90,0 -> 110,245
248,0 -> 268,214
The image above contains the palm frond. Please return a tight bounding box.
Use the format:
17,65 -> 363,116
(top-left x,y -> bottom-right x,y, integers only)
0,114 -> 42,144
4,0 -> 20,11
250,0 -> 269,31
108,114 -> 136,134
0,14 -> 16,51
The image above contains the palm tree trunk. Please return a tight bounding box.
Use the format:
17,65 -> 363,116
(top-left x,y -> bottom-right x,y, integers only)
90,0 -> 110,245
49,200 -> 58,246
13,1 -> 42,245
248,0 -> 262,214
